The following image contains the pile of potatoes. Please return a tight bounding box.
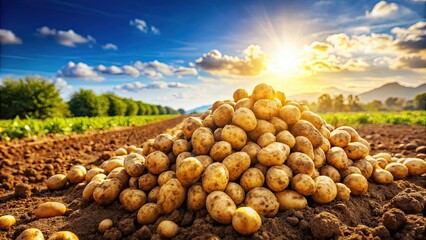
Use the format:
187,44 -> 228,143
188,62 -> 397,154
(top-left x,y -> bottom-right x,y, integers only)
44,83 -> 426,236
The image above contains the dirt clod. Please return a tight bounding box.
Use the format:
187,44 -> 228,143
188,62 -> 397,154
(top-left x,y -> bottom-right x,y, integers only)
381,208 -> 406,232
310,212 -> 341,239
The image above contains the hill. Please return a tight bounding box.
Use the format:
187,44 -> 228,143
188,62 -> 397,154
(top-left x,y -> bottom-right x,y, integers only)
187,104 -> 211,113
358,82 -> 426,102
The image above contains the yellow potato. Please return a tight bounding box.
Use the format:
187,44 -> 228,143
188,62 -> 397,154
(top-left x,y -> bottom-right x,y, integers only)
279,105 -> 301,125
385,163 -> 409,180
233,88 -> 249,102
119,188 -> 147,212
311,176 -> 337,204
106,167 -> 130,189
266,166 -> 290,192
93,178 -> 121,205
100,158 -> 124,174
252,83 -> 275,101
206,191 -> 236,224
326,147 -> 349,171
192,127 -> 215,155
137,203 -> 160,225
0,215 -> 16,229
123,153 -> 145,177
276,130 -> 296,148
258,142 -> 290,167
253,163 -> 268,176
138,173 -> 158,191
176,152 -> 193,164
373,153 -> 392,163
16,228 -> 44,240
221,125 -> 247,150
182,117 -> 203,139
176,157 -> 204,185
195,155 -> 214,169
46,174 -> 68,191
148,186 -> 160,203
157,179 -> 186,214
187,183 -> 207,211
273,98 -> 283,111
210,141 -> 233,162
213,128 -> 223,141
291,174 -> 316,196
202,162 -> 229,192
240,168 -> 265,191
329,129 -> 351,148
313,147 -> 326,169
200,110 -> 212,120
301,111 -> 324,130
245,187 -> 279,217
257,132 -> 276,148
157,220 -> 180,239
153,133 -> 174,153
275,190 -> 308,210
232,207 -> 262,235
335,126 -> 360,142
222,152 -> 251,181
82,180 -> 101,202
212,104 -> 234,127
320,126 -> 331,139
241,142 -> 261,165
115,147 -> 127,156
373,169 -> 394,184
202,114 -> 216,130
141,139 -> 154,156
343,173 -> 368,196
157,171 -> 176,187
145,151 -> 170,174
275,90 -> 286,105
211,100 -> 225,112
286,152 -> 315,176
66,166 -> 86,184
48,231 -> 78,240
232,107 -> 257,131
98,219 -> 113,233
377,158 -> 388,169
126,145 -> 137,154
320,137 -> 331,152
404,158 -> 426,176
35,202 -> 67,219
344,142 -> 369,160
339,166 -> 362,179
85,168 -> 105,182
353,159 -> 374,179
292,136 -> 314,159
356,138 -> 370,151
253,99 -> 278,120
336,183 -> 351,201
172,139 -> 192,157
311,168 -> 320,179
225,182 -> 245,205
290,120 -> 323,148
90,174 -> 106,183
319,165 -> 341,183
234,97 -> 255,110
247,119 -> 276,141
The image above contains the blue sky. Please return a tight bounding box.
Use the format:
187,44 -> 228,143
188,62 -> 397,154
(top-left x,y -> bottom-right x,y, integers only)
1,0 -> 425,109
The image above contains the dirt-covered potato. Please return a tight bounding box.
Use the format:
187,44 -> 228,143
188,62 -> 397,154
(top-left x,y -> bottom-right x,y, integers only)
313,147 -> 326,169
257,132 -> 276,148
301,111 -> 324,130
279,105 -> 301,125
107,167 -> 130,189
253,99 -> 278,120
235,97 -> 255,110
100,158 -> 124,174
344,142 -> 369,160
211,100 -> 225,112
157,178 -> 186,214
343,173 -> 368,196
0,215 -> 16,230
202,162 -> 229,192
115,147 -> 127,156
138,173 -> 158,191
90,174 -> 106,183
46,174 -> 68,191
119,188 -> 147,212
232,207 -> 262,235
85,168 -> 105,182
291,174 -> 316,196
187,183 -> 207,211
153,134 -> 174,153
326,147 -> 349,171
232,107 -> 257,131
336,183 -> 351,201
66,165 -> 86,184
195,155 -> 214,169
353,159 -> 374,179
291,120 -> 323,148
266,166 -> 290,192
319,165 -> 341,183
403,158 -> 426,176
98,219 -> 113,233
202,115 -> 216,130
247,119 -> 276,141
245,187 -> 279,217
206,191 -> 236,224
225,182 -> 245,205
311,176 -> 337,204
276,130 -> 296,148
35,202 -> 67,219
377,158 -> 388,169
240,168 -> 265,191
233,88 -> 249,102
192,127 -> 215,155
258,142 -> 289,167
356,138 -> 370,150
373,169 -> 394,184
123,153 -> 145,177
286,152 -> 315,176
157,171 -> 176,186
172,139 -> 192,157
253,163 -> 268,176
137,203 -> 160,225
82,180 -> 101,202
142,139 -> 154,156
16,228 -> 44,240
148,186 -> 160,203
213,128 -> 222,142
373,153 -> 392,163
241,142 -> 261,165
145,151 -> 170,175
212,104 -> 234,127
340,166 -> 362,179
269,117 -> 288,133
336,126 -> 360,142
200,110 -> 212,120
157,220 -> 180,238
93,178 -> 121,205
176,152 -> 193,164
329,129 -> 351,148
275,190 -> 307,210
320,137 -> 331,152
221,125 -> 247,150
384,162 -> 408,180
210,141 -> 233,162
126,145 -> 137,154
320,126 -> 331,139
48,231 -> 79,240
275,90 -> 286,105
222,152 -> 251,181
176,157 -> 204,185
292,136 -> 314,159
252,83 -> 275,101
182,117 -> 203,139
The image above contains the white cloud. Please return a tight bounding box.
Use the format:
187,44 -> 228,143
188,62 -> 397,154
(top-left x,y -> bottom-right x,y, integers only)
197,76 -> 217,83
134,60 -> 197,78
49,77 -> 73,90
0,29 -> 22,44
366,1 -> 399,18
151,26 -> 160,35
37,26 -> 95,47
96,65 -> 123,74
122,65 -> 140,77
173,66 -> 198,75
102,43 -> 118,50
130,18 -> 160,35
58,61 -> 104,81
172,92 -> 191,99
114,81 -> 192,92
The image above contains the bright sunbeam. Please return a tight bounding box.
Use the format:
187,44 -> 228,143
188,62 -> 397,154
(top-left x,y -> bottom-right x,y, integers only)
268,45 -> 302,77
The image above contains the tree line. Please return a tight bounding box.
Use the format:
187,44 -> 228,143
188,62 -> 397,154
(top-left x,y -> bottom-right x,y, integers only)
0,77 -> 183,119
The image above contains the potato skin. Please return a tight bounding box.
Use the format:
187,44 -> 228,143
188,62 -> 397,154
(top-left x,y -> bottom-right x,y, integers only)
276,130 -> 296,148
320,165 -> 341,183
148,186 -> 160,203
275,190 -> 307,210
176,157 -> 204,185
187,183 -> 207,211
192,127 -> 215,155
35,202 -> 67,219
252,83 -> 275,101
240,168 -> 265,191
0,215 -> 16,230
48,231 -> 79,240
343,173 -> 368,196
326,147 -> 349,171
241,142 -> 261,165
353,159 -> 373,179
313,148 -> 326,169
344,142 -> 369,160
202,163 -> 229,192
235,97 -> 255,110
247,120 -> 276,141
157,179 -> 186,214
329,130 -> 351,148
336,126 -> 360,142
292,136 -> 314,159
270,117 -> 288,133
100,158 -> 124,174
16,228 -> 45,240
286,152 -> 315,176
245,187 -> 279,217
222,152 -> 251,181
212,104 -> 234,127
279,105 -> 301,125
266,167 -> 290,192
232,207 -> 262,235
46,174 -> 68,191
145,151 -> 170,175
93,178 -> 121,205
98,219 -> 113,233
291,120 -> 323,148
82,180 -> 101,202
106,167 -> 130,189
257,132 -> 276,148
373,169 -> 394,184
157,171 -> 176,186
225,182 -> 245,205
119,188 -> 147,212
124,153 -> 145,177
138,173 -> 158,191
137,203 -> 160,225
257,142 -> 289,167
301,111 -> 324,130
153,134 -> 174,153
221,125 -> 247,150
336,183 -> 351,201
85,168 -> 105,182
291,174 -> 316,196
195,155 -> 213,169
311,176 -> 337,204
233,88 -> 249,102
253,99 -> 278,120
66,166 -> 86,184
403,158 -> 426,176
206,191 -> 236,224
182,117 -> 203,139
172,139 -> 192,157
157,220 -> 180,238
232,107 -> 257,131
210,141 -> 233,162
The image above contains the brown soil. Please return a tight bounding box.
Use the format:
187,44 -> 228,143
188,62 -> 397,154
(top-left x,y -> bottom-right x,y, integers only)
0,122 -> 425,240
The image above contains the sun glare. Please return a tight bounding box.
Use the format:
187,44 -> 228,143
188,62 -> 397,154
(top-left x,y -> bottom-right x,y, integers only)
269,46 -> 302,78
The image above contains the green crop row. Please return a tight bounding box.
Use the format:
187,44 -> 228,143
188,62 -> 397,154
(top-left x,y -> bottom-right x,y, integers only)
0,115 -> 178,141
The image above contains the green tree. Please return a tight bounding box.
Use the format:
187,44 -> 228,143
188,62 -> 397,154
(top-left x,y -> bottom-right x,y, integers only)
150,105 -> 159,115
347,94 -> 361,112
414,92 -> 426,110
177,108 -> 186,114
157,105 -> 167,115
68,89 -> 109,117
333,94 -> 345,112
317,94 -> 333,113
123,99 -> 139,116
103,93 -> 127,116
0,76 -> 67,119
136,101 -> 146,115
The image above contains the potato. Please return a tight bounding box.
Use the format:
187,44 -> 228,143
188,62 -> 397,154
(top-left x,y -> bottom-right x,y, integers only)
212,104 -> 234,127
82,180 -> 101,202
232,107 -> 257,131
119,188 -> 147,212
336,183 -> 351,201
291,120 -> 323,148
336,126 -> 360,142
93,178 -> 121,205
252,83 -> 275,100
276,130 -> 296,148
344,142 -> 369,160
157,171 -> 176,186
46,174 -> 68,190
404,158 -> 426,176
275,190 -> 307,211
241,142 -> 261,165
269,117 -> 287,132
222,152 -> 251,181
206,191 -> 236,224
275,164 -> 293,182
107,167 -> 130,189
311,176 -> 337,204
100,158 -> 124,174
319,165 -> 341,183
240,168 -> 265,191
291,174 -> 316,196
138,173 -> 158,191
247,119 -> 276,141
202,115 -> 216,130
187,183 -> 207,211
266,167 -> 290,192
275,90 -> 286,105
148,186 -> 160,203
292,136 -> 314,159
145,151 -> 170,175
385,163 -> 408,180
210,141 -> 233,162
115,147 -> 127,156
67,166 -> 86,184
172,139 -> 192,156
0,215 -> 16,229
176,157 -> 204,185
16,228 -> 44,240
313,147 -> 326,169
98,219 -> 113,233
286,152 -> 315,176
235,97 -> 255,110
366,157 -> 379,169
90,174 -> 106,183
373,153 -> 392,163
326,147 -> 349,171
245,187 -> 279,217
126,145 -> 137,154
195,155 -> 214,169
273,98 -> 283,110
142,139 -> 154,156
311,168 -> 320,179
182,117 -> 203,139
123,153 -> 145,177
35,202 -> 66,219
176,152 -> 193,164
373,169 -> 394,184
221,125 -> 247,150
320,137 -> 331,152
258,142 -> 289,167
279,105 -> 301,125
192,127 -> 215,155
319,126 -> 331,139
356,138 -> 370,150
232,207 -> 262,235
257,132 -> 276,148
329,129 -> 351,148
211,100 -> 225,112
301,111 -> 324,130
200,110 -> 212,120
353,159 -> 373,179
213,128 -> 223,141
137,203 -> 160,225
343,173 -> 368,196
253,99 -> 278,120
157,220 -> 180,238
224,182 -> 245,205
233,88 -> 249,102
85,168 -> 105,182
253,163 -> 268,176
157,179 -> 186,214
48,231 -> 78,240
202,162 -> 229,192
377,158 -> 388,169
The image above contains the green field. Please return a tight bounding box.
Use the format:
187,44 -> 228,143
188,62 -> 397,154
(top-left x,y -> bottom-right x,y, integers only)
0,115 -> 178,141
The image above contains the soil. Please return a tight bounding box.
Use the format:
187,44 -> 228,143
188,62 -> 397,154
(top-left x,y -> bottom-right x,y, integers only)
0,121 -> 425,240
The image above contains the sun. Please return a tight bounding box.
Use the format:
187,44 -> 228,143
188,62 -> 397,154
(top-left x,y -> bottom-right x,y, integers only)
268,45 -> 302,78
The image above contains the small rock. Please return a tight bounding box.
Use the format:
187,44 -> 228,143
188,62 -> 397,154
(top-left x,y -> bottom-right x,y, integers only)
15,183 -> 32,198
378,144 -> 386,150
286,216 -> 299,226
415,146 -> 426,153
405,143 -> 417,150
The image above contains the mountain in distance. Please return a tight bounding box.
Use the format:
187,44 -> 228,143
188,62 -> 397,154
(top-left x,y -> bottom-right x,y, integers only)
358,82 -> 426,102
186,104 -> 211,113
289,87 -> 355,103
